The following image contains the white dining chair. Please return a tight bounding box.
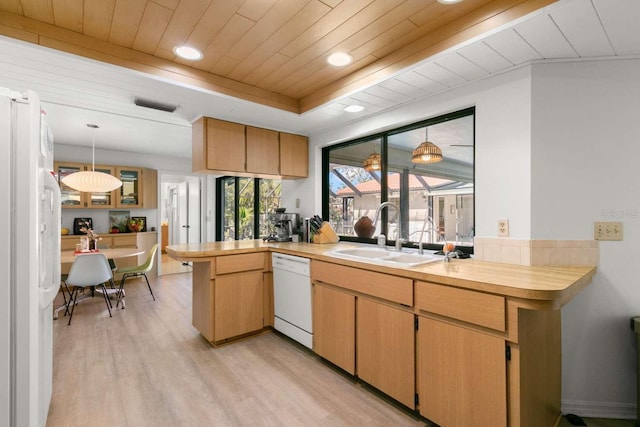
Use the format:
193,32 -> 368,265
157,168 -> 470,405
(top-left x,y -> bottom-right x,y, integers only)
65,253 -> 116,325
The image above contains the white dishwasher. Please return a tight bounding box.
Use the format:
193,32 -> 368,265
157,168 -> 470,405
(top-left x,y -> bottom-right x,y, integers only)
272,253 -> 312,348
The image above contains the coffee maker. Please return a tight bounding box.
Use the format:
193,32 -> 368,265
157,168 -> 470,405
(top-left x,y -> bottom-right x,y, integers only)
265,208 -> 300,242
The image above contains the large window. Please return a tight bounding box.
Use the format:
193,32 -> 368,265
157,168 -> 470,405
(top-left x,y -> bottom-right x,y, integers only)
323,108 -> 474,251
216,177 -> 281,241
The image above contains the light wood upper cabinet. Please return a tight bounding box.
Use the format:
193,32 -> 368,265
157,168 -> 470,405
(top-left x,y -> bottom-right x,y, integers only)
194,117 -> 246,173
279,132 -> 308,178
246,126 -> 279,175
192,116 -> 308,179
141,168 -> 157,209
57,162 -> 118,208
116,167 -> 142,208
55,162 -> 156,209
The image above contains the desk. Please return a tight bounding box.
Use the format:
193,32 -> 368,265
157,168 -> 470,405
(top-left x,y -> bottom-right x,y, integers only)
56,248 -> 144,319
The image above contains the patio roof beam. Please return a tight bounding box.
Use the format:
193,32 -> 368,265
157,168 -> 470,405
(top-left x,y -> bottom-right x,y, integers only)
332,168 -> 362,196
367,171 -> 381,183
415,175 -> 431,191
433,181 -> 465,191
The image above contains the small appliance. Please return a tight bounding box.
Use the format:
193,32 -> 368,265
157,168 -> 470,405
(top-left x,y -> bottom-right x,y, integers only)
264,208 -> 300,242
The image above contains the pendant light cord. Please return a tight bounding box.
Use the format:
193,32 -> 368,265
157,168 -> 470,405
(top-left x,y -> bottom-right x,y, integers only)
88,123 -> 98,172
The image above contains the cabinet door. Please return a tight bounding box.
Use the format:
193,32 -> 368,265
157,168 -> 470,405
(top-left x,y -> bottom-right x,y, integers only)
357,298 -> 415,408
116,167 -> 143,208
312,284 -> 355,374
214,271 -> 264,341
246,126 -> 279,175
417,316 -> 507,427
88,165 -> 117,208
141,168 -> 157,208
279,132 -> 308,178
55,162 -> 87,208
206,118 -> 245,172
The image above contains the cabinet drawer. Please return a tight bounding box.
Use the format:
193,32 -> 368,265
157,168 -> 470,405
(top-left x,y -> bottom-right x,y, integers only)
216,253 -> 265,275
415,281 -> 505,332
61,237 -> 78,251
311,260 -> 413,306
111,235 -> 137,247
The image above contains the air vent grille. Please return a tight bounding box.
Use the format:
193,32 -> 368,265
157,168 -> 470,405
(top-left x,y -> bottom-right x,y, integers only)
134,98 -> 177,113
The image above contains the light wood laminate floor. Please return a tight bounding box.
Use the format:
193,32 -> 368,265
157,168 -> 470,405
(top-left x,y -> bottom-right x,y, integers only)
47,273 -> 426,427
159,253 -> 191,275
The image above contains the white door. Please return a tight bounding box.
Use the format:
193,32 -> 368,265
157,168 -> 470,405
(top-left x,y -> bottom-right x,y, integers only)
177,181 -> 188,244
187,177 -> 201,244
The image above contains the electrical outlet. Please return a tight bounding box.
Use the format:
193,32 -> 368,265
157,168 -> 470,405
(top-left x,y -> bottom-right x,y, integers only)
498,219 -> 509,237
594,222 -> 623,241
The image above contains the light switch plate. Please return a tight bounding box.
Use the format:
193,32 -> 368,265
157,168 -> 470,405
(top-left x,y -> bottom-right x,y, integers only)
594,221 -> 623,241
498,219 -> 509,237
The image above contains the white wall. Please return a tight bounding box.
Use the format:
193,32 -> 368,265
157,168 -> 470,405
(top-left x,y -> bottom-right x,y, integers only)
55,143 -> 192,172
292,60 -> 638,418
309,66 -> 534,239
531,59 -> 640,417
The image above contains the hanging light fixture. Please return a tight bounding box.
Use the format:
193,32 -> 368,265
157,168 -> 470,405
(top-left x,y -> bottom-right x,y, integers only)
411,127 -> 443,164
363,152 -> 381,171
61,124 -> 123,193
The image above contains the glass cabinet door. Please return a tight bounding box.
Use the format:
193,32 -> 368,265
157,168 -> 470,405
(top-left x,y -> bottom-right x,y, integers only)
88,165 -> 117,208
55,162 -> 86,208
116,167 -> 142,208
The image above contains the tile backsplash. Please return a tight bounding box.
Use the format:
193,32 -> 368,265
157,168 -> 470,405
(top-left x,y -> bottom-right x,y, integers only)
474,237 -> 598,266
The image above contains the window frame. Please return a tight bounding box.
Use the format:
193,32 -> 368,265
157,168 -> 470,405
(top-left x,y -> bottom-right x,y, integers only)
322,107 -> 475,253
215,176 -> 280,241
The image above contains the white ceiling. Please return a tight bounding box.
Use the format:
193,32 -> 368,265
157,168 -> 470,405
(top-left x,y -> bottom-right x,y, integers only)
1,0 -> 638,160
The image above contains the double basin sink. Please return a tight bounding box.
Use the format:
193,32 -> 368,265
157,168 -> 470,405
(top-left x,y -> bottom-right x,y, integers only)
329,247 -> 441,267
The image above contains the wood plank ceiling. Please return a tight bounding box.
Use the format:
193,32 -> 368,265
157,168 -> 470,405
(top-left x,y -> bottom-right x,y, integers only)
0,0 -> 557,113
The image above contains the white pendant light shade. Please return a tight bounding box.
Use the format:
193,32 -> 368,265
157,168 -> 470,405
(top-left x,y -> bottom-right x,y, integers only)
61,170 -> 123,192
61,124 -> 123,193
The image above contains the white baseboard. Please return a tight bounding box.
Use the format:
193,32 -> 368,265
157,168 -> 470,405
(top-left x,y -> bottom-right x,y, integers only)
562,400 -> 637,419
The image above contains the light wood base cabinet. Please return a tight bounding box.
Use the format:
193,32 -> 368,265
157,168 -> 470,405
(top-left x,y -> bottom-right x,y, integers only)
417,316 -> 507,427
312,284 -> 355,375
357,298 -> 415,408
214,271 -> 263,341
312,261 -> 414,407
191,253 -> 267,345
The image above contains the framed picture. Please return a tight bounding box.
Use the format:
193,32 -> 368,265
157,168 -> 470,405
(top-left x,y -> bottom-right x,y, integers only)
130,217 -> 146,232
109,210 -> 130,233
73,217 -> 93,235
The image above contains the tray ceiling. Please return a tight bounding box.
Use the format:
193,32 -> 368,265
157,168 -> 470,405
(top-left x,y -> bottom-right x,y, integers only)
0,0 -> 638,159
0,0 -> 555,113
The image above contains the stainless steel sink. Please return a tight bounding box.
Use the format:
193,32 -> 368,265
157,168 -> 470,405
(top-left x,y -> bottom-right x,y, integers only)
329,247 -> 440,267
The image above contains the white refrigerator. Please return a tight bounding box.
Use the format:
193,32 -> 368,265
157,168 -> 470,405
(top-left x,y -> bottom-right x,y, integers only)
0,88 -> 61,426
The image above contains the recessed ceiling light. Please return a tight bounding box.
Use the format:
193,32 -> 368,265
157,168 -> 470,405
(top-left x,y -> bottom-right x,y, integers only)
173,45 -> 203,61
344,105 -> 364,113
437,0 -> 464,4
327,52 -> 353,67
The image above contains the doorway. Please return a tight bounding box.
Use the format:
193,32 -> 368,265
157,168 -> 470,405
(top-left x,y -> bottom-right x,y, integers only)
159,174 -> 202,275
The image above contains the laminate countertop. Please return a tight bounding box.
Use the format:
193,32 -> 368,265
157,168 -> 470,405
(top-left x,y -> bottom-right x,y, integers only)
166,240 -> 595,309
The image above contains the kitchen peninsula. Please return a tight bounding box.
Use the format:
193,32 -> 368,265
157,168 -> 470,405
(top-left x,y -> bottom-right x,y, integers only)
166,241 -> 595,427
